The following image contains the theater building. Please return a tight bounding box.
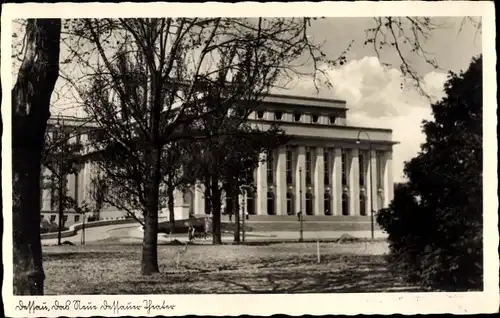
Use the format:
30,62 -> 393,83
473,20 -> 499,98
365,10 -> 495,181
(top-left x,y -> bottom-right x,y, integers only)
40,94 -> 396,225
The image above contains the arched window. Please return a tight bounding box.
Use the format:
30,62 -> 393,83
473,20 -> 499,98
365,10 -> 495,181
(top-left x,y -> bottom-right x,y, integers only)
286,192 -> 294,215
305,193 -> 313,215
360,194 -> 367,216
247,193 -> 255,215
267,192 -> 275,215
342,193 -> 349,216
324,193 -> 331,215
204,196 -> 211,215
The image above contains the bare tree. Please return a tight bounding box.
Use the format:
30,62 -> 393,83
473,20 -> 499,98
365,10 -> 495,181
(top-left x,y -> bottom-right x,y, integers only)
12,19 -> 61,295
364,17 -> 482,97
64,17 -> 343,271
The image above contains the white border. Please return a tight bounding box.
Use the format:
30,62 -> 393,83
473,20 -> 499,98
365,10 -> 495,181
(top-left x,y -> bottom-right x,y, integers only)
2,1 -> 498,316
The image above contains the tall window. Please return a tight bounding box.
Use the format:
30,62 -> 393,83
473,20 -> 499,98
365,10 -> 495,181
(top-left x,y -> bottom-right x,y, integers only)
267,152 -> 274,184
286,192 -> 294,215
245,168 -> 254,184
324,193 -> 331,215
294,113 -> 302,122
247,192 -> 255,215
74,167 -> 80,204
360,194 -> 367,216
275,112 -> 283,120
286,148 -> 293,185
324,150 -> 330,186
359,152 -> 365,187
267,192 -> 275,215
342,149 -> 348,186
342,193 -> 349,216
50,174 -> 56,210
377,152 -> 383,189
204,196 -> 211,215
305,193 -> 313,215
305,149 -> 312,185
225,195 -> 233,215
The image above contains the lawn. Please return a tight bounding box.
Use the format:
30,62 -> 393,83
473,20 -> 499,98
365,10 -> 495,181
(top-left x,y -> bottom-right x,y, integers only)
42,242 -> 428,294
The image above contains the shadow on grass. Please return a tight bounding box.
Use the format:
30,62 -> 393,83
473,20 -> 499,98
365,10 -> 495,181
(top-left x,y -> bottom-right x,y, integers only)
200,255 -> 425,293
99,255 -> 425,294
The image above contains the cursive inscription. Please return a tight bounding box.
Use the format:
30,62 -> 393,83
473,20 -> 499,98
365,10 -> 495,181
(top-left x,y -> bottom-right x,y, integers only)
15,299 -> 176,315
15,300 -> 50,314
143,300 -> 176,314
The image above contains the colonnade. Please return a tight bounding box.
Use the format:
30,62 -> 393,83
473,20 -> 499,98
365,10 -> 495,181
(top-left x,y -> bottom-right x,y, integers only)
193,145 -> 394,217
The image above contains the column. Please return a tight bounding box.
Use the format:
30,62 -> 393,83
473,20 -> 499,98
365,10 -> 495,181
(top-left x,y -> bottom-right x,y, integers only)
332,148 -> 342,216
360,151 -> 369,215
82,162 -> 91,205
194,184 -> 205,215
314,147 -> 324,215
239,193 -> 246,218
174,188 -> 184,205
275,146 -> 287,216
369,149 -> 378,214
384,151 -> 394,207
295,146 -> 306,214
349,148 -> 360,216
256,152 -> 267,215
41,167 -> 52,211
78,133 -> 91,204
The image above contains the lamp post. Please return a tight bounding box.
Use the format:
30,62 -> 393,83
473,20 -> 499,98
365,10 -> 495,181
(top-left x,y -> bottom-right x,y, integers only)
356,130 -> 374,240
55,116 -> 65,246
298,167 -> 303,242
239,184 -> 249,243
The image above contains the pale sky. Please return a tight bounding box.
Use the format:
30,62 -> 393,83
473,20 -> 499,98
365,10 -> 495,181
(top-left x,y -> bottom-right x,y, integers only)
271,17 -> 482,183
13,17 -> 482,183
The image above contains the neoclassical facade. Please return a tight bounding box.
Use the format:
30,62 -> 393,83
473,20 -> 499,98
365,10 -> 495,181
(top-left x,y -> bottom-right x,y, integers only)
41,94 -> 396,225
192,94 -> 395,218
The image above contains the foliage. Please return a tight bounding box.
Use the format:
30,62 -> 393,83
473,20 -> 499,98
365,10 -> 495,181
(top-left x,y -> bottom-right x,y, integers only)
377,55 -> 483,291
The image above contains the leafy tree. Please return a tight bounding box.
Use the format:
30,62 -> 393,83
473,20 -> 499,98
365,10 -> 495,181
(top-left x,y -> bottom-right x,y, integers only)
377,55 -> 483,291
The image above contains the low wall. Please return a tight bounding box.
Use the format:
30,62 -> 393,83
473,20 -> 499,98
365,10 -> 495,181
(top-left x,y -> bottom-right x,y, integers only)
40,218 -> 138,240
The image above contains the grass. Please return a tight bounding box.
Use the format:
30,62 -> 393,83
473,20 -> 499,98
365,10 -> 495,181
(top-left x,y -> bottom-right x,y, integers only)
42,242 -> 428,294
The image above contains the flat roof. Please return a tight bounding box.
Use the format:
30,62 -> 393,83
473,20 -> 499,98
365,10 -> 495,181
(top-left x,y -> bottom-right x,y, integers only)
262,93 -> 347,109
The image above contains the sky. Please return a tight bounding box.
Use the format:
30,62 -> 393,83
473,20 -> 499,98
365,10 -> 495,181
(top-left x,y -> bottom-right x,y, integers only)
12,17 -> 482,183
271,17 -> 482,182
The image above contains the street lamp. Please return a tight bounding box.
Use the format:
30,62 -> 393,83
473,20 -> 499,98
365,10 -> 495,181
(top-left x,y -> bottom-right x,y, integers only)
356,130 -> 375,240
298,167 -> 304,242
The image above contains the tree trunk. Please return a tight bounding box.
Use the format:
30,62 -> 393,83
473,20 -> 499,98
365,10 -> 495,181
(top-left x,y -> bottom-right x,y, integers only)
12,19 -> 61,295
211,177 -> 222,245
141,147 -> 161,275
167,186 -> 175,236
233,185 -> 241,244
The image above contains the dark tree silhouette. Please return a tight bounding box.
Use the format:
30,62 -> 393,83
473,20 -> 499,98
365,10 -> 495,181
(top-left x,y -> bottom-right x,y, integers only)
377,55 -> 483,291
12,19 -> 61,295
